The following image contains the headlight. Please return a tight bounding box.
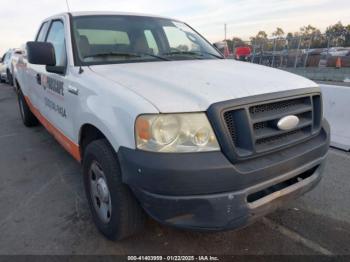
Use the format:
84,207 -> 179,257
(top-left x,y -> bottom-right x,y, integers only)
135,113 -> 220,152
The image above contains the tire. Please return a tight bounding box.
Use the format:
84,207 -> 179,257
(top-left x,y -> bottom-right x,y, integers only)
18,90 -> 38,127
83,139 -> 145,240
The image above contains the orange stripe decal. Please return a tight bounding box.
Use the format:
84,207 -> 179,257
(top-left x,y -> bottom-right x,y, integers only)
24,96 -> 81,162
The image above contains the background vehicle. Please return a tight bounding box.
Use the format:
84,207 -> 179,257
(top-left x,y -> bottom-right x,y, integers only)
0,51 -> 9,83
10,48 -> 24,88
0,48 -> 22,86
234,46 -> 252,61
16,12 -> 329,241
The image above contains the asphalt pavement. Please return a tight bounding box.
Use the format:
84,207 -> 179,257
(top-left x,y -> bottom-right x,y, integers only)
0,83 -> 349,255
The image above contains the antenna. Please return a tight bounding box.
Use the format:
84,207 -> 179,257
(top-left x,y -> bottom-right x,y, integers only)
65,0 -> 71,12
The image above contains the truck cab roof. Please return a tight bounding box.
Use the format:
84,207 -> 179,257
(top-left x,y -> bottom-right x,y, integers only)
46,11 -> 175,21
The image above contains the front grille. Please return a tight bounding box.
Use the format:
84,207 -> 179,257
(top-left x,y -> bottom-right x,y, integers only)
255,129 -> 306,146
223,111 -> 237,144
249,98 -> 307,115
220,93 -> 322,159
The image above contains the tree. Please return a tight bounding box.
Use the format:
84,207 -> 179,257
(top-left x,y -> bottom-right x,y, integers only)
256,31 -> 268,39
299,25 -> 325,48
232,37 -> 245,47
286,32 -> 294,40
271,28 -> 285,51
225,37 -> 246,52
235,22 -> 350,52
300,25 -> 320,36
326,21 -> 347,46
326,21 -> 346,37
345,24 -> 350,46
250,31 -> 269,49
272,27 -> 284,38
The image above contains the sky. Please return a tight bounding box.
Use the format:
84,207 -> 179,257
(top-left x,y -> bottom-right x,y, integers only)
0,0 -> 350,55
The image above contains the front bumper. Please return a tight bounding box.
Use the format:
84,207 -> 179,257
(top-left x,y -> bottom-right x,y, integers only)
118,121 -> 330,231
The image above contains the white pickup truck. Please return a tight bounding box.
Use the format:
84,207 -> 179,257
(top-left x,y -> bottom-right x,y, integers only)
15,11 -> 330,240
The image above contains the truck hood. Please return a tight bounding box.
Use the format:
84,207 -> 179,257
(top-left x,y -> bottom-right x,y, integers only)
90,59 -> 317,112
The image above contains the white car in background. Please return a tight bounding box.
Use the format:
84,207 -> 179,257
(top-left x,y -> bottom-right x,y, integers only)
0,51 -> 10,83
10,48 -> 25,90
0,48 -> 24,86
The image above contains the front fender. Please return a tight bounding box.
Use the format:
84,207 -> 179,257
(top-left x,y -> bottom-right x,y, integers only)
71,69 -> 159,153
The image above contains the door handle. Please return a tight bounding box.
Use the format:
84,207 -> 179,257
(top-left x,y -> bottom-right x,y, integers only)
67,86 -> 79,95
36,74 -> 41,85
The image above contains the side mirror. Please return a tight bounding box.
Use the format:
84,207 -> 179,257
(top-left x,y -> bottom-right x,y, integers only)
26,41 -> 56,66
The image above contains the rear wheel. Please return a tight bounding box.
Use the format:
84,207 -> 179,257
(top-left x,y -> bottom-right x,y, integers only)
83,139 -> 145,240
18,90 -> 38,127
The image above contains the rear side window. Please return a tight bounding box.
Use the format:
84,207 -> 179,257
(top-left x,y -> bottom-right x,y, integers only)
46,20 -> 67,67
36,22 -> 49,42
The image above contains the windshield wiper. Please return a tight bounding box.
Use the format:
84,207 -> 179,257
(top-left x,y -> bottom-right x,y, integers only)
84,52 -> 141,59
84,52 -> 169,61
162,51 -> 203,57
162,51 -> 223,59
138,53 -> 170,61
202,51 -> 224,59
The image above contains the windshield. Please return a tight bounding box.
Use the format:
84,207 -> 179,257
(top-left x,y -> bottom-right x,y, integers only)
72,15 -> 223,65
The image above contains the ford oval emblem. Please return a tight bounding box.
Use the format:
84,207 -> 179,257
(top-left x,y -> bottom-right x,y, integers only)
277,115 -> 300,131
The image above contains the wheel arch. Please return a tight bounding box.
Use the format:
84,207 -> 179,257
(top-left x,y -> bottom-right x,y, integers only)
79,123 -> 111,159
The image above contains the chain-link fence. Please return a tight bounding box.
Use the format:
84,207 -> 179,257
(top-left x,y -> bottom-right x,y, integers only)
236,34 -> 350,68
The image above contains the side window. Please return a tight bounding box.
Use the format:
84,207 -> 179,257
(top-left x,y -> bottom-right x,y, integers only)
4,52 -> 11,62
46,20 -> 67,67
144,30 -> 159,55
36,22 -> 49,42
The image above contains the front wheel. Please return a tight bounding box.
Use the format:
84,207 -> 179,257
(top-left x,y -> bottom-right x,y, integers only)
83,139 -> 145,240
18,90 -> 38,127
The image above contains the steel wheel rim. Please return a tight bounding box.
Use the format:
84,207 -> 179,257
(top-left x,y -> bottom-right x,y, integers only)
89,161 -> 112,223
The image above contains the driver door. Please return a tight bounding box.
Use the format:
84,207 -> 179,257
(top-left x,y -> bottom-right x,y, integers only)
39,19 -> 76,147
